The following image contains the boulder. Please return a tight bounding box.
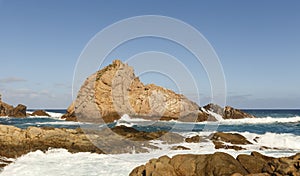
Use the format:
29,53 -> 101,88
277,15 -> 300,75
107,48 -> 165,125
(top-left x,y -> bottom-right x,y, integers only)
0,101 -> 14,116
237,154 -> 270,173
210,132 -> 252,145
185,135 -> 201,143
170,145 -> 190,150
204,103 -> 255,119
130,152 -> 248,176
10,104 -> 27,118
31,110 -> 50,117
130,152 -> 300,176
0,99 -> 27,118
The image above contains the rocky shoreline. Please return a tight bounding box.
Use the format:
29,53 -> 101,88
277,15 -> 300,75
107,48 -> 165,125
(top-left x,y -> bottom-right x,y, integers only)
0,124 -> 299,175
0,60 -> 297,175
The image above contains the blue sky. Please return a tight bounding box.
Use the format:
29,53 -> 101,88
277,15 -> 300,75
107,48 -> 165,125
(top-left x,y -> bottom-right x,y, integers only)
0,0 -> 299,109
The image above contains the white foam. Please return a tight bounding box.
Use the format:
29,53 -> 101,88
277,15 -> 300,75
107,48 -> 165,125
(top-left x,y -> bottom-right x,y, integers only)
33,121 -> 88,126
26,111 -> 64,119
239,131 -> 300,150
46,112 -> 64,119
164,116 -> 300,125
218,116 -> 300,125
207,110 -> 224,121
115,114 -> 154,127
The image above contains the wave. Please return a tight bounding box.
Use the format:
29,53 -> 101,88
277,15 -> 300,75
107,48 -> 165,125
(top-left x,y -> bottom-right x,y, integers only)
240,131 -> 300,150
115,114 -> 153,127
166,116 -> 300,125
0,149 -> 147,176
26,111 -> 64,119
30,121 -> 90,126
217,116 -> 300,125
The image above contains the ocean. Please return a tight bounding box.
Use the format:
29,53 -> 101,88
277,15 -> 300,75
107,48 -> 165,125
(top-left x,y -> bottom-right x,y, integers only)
0,109 -> 299,176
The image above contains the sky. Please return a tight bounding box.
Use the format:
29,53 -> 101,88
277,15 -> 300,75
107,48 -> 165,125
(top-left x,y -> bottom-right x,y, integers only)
0,0 -> 299,109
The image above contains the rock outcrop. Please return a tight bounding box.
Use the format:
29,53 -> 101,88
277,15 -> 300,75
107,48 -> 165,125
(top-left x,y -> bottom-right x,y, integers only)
130,152 -> 248,176
203,103 -> 255,119
63,60 -> 255,123
0,99 -> 27,118
31,110 -> 50,117
210,132 -> 252,151
0,124 -> 185,159
130,152 -> 300,176
63,60 -> 200,123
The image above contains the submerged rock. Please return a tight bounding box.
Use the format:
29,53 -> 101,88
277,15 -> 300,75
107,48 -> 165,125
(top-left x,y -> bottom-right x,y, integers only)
31,110 -> 50,117
210,132 -> 252,145
210,132 -> 252,151
185,135 -> 201,143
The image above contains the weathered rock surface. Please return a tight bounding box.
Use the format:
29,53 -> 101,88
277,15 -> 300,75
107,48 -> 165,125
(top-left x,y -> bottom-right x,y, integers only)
31,110 -> 50,117
0,125 -> 184,159
185,135 -> 201,143
211,132 -> 252,145
130,152 -> 248,176
130,152 -> 300,176
170,145 -> 191,150
203,103 -> 256,119
210,132 -> 252,151
0,99 -> 27,118
63,60 -> 255,123
111,125 -> 184,144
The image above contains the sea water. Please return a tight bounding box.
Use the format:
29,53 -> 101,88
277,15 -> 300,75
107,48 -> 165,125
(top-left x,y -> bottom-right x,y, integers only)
0,109 -> 299,176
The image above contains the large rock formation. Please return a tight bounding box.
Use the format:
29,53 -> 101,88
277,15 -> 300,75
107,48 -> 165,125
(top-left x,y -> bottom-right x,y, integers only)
130,152 -> 300,176
63,60 -> 199,123
62,60 -> 255,123
0,99 -> 27,118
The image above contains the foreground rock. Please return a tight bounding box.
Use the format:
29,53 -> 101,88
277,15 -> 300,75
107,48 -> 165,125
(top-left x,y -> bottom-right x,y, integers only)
63,60 -> 255,123
130,152 -> 248,176
130,152 -> 300,176
0,99 -> 27,118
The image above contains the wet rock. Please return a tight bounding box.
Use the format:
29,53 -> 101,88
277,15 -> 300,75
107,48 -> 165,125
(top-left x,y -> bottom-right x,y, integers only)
210,132 -> 252,145
0,124 -> 185,160
203,103 -> 255,120
213,141 -> 246,151
170,145 -> 190,150
185,135 -> 201,143
31,110 -> 50,117
111,125 -> 184,144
